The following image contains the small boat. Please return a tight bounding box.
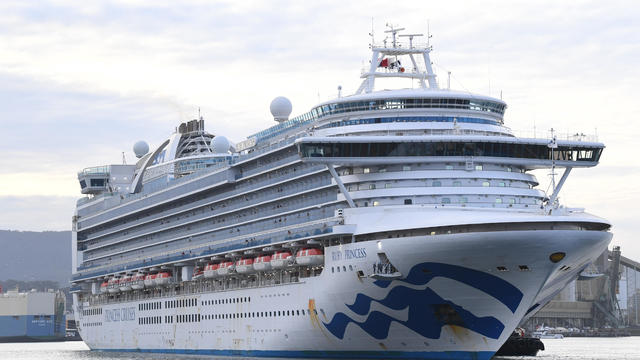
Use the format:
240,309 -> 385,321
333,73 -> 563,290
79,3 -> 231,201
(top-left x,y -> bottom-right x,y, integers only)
119,276 -> 132,292
295,248 -> 324,266
532,330 -> 564,339
99,281 -> 108,294
204,263 -> 219,278
192,268 -> 205,280
270,251 -> 292,269
236,258 -> 255,274
253,255 -> 272,271
217,261 -> 235,276
144,274 -> 157,287
130,273 -> 145,290
155,272 -> 171,286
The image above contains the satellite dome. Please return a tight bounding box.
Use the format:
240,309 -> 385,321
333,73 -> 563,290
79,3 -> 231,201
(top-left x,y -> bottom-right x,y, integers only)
270,96 -> 292,122
210,136 -> 230,154
133,141 -> 149,158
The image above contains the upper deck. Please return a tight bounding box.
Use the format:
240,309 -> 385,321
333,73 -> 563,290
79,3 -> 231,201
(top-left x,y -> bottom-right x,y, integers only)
71,26 -> 606,284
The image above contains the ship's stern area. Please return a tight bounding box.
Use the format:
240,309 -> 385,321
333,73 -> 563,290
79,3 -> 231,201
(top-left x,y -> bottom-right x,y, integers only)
312,205 -> 611,359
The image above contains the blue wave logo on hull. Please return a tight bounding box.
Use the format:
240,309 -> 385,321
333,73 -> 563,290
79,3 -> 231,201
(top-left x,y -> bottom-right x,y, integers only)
323,262 -> 523,340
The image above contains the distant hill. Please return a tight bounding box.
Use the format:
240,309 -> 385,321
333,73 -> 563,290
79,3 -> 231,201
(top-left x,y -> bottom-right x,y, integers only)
0,230 -> 71,287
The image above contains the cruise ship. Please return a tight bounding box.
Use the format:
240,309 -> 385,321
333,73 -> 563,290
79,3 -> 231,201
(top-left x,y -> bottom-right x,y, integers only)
71,26 -> 612,359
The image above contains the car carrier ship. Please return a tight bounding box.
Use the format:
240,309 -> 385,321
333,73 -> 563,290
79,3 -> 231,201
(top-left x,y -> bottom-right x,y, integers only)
71,26 -> 612,359
0,288 -> 66,342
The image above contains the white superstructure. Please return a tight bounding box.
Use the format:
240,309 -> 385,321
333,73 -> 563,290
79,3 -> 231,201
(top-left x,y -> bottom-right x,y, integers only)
71,26 -> 611,359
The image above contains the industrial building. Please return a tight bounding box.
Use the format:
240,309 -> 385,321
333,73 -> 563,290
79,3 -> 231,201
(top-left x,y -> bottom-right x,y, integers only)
525,247 -> 640,330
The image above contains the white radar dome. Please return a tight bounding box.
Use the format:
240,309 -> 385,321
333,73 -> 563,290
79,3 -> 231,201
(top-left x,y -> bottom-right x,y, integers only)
270,96 -> 292,122
133,141 -> 149,158
211,136 -> 230,154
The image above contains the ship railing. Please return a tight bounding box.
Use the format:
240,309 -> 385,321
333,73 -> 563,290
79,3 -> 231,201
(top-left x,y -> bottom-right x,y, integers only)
509,129 -> 599,142
77,165 -> 110,177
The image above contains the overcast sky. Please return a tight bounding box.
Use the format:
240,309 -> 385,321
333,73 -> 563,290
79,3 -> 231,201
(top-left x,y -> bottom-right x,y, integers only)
0,0 -> 638,259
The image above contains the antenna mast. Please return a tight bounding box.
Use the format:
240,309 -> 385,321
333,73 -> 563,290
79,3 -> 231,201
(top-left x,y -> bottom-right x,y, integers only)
355,24 -> 438,94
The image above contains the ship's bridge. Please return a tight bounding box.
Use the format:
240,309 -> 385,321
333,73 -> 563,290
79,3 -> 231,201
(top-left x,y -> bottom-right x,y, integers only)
77,164 -> 136,195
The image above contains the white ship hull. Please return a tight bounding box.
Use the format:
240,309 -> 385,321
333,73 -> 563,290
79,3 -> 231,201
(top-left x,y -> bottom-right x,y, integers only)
74,213 -> 610,359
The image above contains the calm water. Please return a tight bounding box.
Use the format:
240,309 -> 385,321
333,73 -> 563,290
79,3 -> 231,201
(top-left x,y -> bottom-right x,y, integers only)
1,338 -> 639,360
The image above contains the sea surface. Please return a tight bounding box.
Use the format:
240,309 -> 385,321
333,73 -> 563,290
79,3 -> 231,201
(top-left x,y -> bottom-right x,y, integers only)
1,338 -> 640,360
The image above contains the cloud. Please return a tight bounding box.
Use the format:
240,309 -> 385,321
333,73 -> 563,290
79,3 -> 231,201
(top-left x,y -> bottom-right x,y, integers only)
0,0 -> 638,260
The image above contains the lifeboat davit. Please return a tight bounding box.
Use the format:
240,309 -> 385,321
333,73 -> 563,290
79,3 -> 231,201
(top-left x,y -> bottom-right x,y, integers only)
99,281 -> 109,293
217,261 -> 235,276
296,248 -> 325,266
144,274 -> 157,287
119,276 -> 132,292
204,263 -> 219,278
192,268 -> 204,280
253,255 -> 272,271
155,271 -> 171,286
236,258 -> 255,274
130,273 -> 145,290
107,278 -> 120,293
270,251 -> 292,269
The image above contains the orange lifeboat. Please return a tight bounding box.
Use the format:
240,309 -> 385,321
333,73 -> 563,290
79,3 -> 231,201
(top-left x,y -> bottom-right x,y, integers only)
155,271 -> 171,286
270,251 -> 292,269
100,281 -> 109,293
130,273 -> 145,290
192,267 -> 204,280
217,261 -> 235,276
107,278 -> 120,293
296,248 -> 325,266
144,274 -> 157,287
119,276 -> 132,292
204,263 -> 219,278
236,258 -> 255,274
253,255 -> 272,271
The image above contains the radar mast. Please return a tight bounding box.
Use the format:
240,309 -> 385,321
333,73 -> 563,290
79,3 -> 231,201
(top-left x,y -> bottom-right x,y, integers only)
356,24 -> 438,94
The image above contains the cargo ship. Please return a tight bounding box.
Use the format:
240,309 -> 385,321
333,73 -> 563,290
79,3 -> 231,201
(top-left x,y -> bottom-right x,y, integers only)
0,288 -> 66,342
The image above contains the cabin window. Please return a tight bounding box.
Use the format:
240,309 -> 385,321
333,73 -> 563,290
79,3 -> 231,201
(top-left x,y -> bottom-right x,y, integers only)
432,181 -> 441,187
475,165 -> 483,171
402,165 -> 411,171
404,199 -> 412,205
482,181 -> 490,187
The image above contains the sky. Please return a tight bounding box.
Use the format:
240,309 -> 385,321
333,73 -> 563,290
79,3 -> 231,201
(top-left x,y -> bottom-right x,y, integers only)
0,1 -> 639,259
